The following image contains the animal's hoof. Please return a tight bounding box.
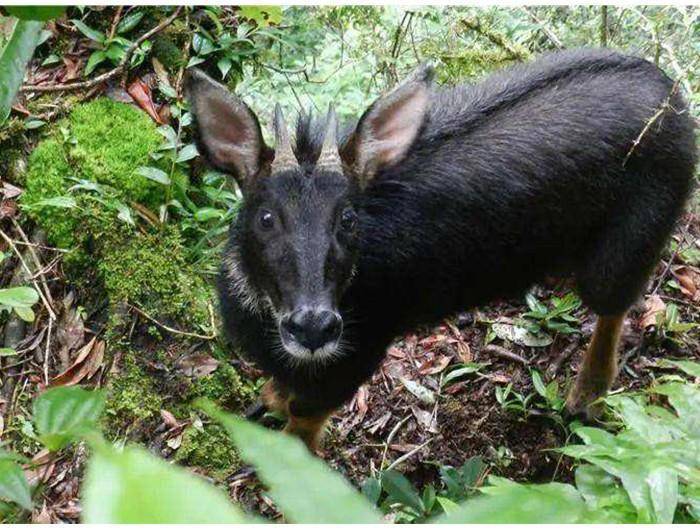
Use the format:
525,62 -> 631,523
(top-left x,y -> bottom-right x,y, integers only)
564,389 -> 605,422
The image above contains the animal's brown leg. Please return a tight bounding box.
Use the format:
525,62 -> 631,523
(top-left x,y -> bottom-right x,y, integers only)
260,378 -> 290,415
566,313 -> 626,418
284,411 -> 332,453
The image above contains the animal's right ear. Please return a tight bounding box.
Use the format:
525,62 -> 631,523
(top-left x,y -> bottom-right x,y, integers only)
344,64 -> 433,187
185,69 -> 268,188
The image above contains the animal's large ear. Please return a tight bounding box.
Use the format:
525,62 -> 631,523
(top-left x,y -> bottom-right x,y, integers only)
185,69 -> 268,188
345,64 -> 433,186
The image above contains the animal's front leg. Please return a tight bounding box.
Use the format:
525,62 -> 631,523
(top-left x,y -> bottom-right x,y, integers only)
285,399 -> 333,454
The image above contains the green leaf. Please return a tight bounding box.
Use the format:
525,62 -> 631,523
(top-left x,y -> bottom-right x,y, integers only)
0,461 -> 32,510
175,144 -> 199,163
24,118 -> 46,129
136,166 -> 171,185
5,6 -> 65,21
194,207 -> 225,222
33,387 -> 105,451
31,196 -> 77,209
437,477 -> 588,523
82,444 -> 249,523
0,19 -> 43,124
659,359 -> 700,378
0,348 -> 17,357
85,50 -> 107,76
0,286 -> 39,308
13,306 -> 35,322
361,476 -> 381,505
382,469 -> 424,514
199,400 -> 382,523
442,363 -> 487,387
71,19 -> 105,43
648,467 -> 678,523
116,11 -> 144,34
217,56 -> 233,79
531,370 -> 547,398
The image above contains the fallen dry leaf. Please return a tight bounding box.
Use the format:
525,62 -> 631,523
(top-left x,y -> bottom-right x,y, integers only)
640,294 -> 666,329
160,409 -> 179,428
418,354 -> 452,375
127,78 -> 164,124
51,338 -> 105,387
673,266 -> 699,300
176,353 -> 219,378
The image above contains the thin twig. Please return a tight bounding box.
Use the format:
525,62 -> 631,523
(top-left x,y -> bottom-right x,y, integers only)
622,80 -> 680,167
380,415 -> 411,471
128,302 -> 217,340
107,6 -> 124,41
482,344 -> 529,365
521,7 -> 564,50
461,17 -> 531,61
10,220 -> 54,307
0,229 -> 56,320
22,7 -> 182,93
385,438 -> 433,471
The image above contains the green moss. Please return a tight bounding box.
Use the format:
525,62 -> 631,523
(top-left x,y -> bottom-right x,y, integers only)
21,98 -> 166,250
98,226 -> 211,323
104,352 -> 164,435
185,362 -> 256,411
68,99 -> 163,205
175,423 -> 240,477
152,34 -> 184,72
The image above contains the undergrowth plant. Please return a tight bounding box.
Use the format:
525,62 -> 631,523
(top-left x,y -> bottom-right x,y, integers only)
1,360 -> 698,523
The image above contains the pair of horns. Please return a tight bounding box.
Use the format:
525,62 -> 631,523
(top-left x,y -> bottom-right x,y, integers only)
271,105 -> 343,173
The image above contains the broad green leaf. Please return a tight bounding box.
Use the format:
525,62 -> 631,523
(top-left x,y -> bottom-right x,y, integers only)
0,286 -> 39,308
116,10 -> 144,34
0,461 -> 32,510
175,143 -> 199,163
361,476 -> 381,505
0,348 -> 17,356
5,6 -> 65,21
82,444 -> 249,523
0,19 -> 43,124
381,469 -> 424,514
24,118 -> 46,129
136,166 -> 171,185
442,363 -> 486,387
33,387 -> 105,451
217,56 -> 233,79
531,370 -> 547,398
199,400 -> 382,523
437,477 -> 588,523
85,50 -> 107,75
13,305 -> 35,322
70,19 -> 105,43
30,196 -> 77,209
659,359 -> 700,378
648,467 -> 678,523
194,207 -> 225,222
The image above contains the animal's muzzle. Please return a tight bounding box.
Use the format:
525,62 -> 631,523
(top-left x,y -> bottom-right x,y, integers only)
280,308 -> 342,352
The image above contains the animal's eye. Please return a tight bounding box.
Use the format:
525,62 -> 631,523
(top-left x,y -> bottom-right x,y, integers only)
259,209 -> 275,231
340,207 -> 357,232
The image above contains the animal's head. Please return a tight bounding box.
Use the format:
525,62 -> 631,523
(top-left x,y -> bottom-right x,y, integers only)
185,66 -> 433,363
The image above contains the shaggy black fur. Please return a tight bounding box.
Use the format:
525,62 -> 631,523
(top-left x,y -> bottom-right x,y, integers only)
216,48 -> 697,416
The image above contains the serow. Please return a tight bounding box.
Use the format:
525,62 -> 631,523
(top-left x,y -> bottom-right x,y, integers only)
186,48 -> 697,452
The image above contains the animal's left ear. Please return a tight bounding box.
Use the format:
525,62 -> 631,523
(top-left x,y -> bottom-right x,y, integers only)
344,64 -> 433,186
184,69 -> 268,190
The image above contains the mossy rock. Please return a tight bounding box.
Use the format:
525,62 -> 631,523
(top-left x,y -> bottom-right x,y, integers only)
175,423 -> 240,478
21,98 -> 167,249
184,361 -> 257,411
98,226 -> 212,325
104,351 -> 164,436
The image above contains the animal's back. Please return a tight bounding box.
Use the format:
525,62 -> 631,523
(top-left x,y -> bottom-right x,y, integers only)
352,48 -> 696,333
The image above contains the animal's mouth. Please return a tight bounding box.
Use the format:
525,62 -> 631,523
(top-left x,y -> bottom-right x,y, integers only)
278,323 -> 341,364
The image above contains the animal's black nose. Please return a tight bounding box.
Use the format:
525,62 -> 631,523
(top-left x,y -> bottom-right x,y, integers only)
282,309 -> 342,352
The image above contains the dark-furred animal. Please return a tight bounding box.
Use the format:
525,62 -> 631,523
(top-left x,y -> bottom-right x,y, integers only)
186,48 -> 697,450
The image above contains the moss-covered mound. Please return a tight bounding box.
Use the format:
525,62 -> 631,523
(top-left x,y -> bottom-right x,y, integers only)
21,98 -> 165,249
